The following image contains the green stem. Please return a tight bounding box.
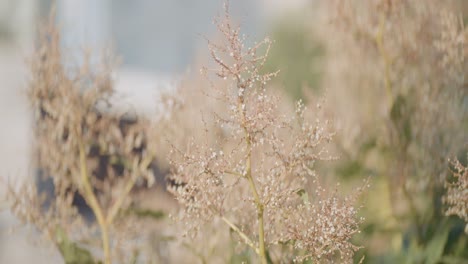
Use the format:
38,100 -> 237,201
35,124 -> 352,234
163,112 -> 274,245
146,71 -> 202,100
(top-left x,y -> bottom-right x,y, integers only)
375,14 -> 393,109
78,141 -> 111,264
221,216 -> 259,254
238,94 -> 267,264
107,155 -> 152,223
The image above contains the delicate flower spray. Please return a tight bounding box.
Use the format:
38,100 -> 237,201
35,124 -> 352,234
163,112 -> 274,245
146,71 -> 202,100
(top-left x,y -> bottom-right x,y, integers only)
169,4 -> 367,263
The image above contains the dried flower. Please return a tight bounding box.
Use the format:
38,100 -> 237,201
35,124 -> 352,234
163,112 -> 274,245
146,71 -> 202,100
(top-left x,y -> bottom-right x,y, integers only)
7,19 -> 156,264
444,156 -> 468,233
168,3 -> 365,263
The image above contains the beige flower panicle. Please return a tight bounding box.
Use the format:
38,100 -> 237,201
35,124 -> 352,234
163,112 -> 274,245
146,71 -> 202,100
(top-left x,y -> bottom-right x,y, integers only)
168,3 -> 366,263
8,19 -> 157,264
444,156 -> 468,233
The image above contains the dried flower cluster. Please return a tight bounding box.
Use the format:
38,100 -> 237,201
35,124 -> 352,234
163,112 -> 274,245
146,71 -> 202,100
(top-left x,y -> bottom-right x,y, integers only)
7,20 -> 156,264
168,4 -> 365,263
319,0 -> 467,213
444,156 -> 468,233
308,1 -> 468,260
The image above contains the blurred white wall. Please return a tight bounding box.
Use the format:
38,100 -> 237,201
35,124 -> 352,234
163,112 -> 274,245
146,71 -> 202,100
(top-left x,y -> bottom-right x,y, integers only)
0,0 -> 36,47
110,0 -> 261,73
0,27 -> 56,264
57,0 -> 111,65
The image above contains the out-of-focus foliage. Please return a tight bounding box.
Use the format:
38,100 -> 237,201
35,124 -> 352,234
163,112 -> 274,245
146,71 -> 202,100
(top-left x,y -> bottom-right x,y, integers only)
308,0 -> 468,263
55,227 -> 99,264
263,15 -> 325,100
266,5 -> 468,261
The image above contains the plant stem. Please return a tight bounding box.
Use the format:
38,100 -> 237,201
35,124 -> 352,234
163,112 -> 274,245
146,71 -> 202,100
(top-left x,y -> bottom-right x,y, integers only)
182,242 -> 208,264
107,155 -> 152,223
100,222 -> 111,264
375,14 -> 393,109
238,94 -> 268,264
375,13 -> 402,225
247,171 -> 267,264
224,170 -> 245,178
221,216 -> 259,254
78,141 -> 111,264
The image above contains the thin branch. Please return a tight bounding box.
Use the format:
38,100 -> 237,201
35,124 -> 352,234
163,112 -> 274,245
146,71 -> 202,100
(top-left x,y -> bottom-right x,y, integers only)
221,216 -> 259,254
224,170 -> 244,178
375,14 -> 393,108
78,140 -> 111,264
107,155 -> 153,223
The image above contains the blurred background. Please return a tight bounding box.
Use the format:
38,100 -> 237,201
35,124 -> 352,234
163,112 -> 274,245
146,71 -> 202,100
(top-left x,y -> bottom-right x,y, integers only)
1,0 -> 467,263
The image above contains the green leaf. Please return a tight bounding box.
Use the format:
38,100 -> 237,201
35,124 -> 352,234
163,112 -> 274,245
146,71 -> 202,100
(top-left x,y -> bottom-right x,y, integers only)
127,208 -> 166,220
390,94 -> 412,145
424,225 -> 450,264
439,256 -> 468,264
295,189 -> 309,204
336,160 -> 365,178
55,226 -> 99,264
390,94 -> 406,123
359,137 -> 377,154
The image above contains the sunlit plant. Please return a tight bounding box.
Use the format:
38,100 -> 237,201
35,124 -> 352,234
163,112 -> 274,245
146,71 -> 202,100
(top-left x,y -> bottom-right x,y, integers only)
168,4 -> 366,263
